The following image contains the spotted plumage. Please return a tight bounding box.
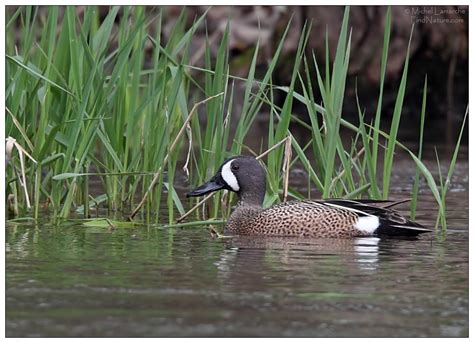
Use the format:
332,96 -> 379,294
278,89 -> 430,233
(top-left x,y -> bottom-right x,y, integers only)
187,156 -> 431,238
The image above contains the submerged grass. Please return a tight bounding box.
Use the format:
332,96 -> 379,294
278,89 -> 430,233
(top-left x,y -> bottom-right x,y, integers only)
5,6 -> 465,233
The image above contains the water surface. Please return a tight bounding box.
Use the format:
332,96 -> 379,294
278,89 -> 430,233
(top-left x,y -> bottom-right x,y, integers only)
6,158 -> 469,337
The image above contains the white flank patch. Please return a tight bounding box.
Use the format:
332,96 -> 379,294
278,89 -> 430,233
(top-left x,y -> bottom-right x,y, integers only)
354,216 -> 380,234
221,159 -> 240,192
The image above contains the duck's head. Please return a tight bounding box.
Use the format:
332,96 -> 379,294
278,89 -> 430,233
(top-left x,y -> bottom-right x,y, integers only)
187,155 -> 266,206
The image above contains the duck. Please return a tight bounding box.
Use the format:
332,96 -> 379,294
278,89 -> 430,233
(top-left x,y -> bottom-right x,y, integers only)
187,155 -> 431,238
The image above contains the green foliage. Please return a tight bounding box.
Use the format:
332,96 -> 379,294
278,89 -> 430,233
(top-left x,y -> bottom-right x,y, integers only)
5,6 -> 462,233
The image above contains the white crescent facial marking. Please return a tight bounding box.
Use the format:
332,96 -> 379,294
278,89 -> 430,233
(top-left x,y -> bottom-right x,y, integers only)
221,159 -> 240,192
354,216 -> 380,234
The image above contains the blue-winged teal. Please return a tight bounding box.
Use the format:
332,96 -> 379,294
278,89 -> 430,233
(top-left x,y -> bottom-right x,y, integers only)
187,156 -> 431,238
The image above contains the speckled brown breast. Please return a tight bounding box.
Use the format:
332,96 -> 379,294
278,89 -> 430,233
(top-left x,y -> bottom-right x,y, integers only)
224,200 -> 365,238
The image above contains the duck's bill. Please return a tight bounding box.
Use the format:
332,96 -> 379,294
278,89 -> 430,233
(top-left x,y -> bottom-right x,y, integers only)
187,179 -> 225,197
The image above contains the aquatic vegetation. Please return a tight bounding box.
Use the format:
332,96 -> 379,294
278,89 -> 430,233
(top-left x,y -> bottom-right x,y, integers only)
5,6 -> 465,232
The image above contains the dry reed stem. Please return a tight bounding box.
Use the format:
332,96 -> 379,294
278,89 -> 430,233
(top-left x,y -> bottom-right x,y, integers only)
182,122 -> 193,179
129,92 -> 224,220
329,146 -> 366,192
6,108 -> 34,152
6,137 -> 37,208
282,136 -> 292,202
256,136 -> 291,160
176,191 -> 215,223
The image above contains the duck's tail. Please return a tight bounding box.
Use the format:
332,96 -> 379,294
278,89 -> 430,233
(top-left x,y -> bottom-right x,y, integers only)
322,199 -> 432,237
374,219 -> 432,236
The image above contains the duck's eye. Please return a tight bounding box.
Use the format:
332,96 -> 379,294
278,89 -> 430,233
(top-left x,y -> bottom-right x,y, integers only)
231,164 -> 239,171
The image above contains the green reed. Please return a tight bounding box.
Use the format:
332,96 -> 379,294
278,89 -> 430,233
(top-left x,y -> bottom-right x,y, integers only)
5,5 -> 464,233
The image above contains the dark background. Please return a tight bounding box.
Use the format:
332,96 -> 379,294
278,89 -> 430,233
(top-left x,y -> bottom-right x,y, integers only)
160,6 -> 469,149
19,5 -> 468,150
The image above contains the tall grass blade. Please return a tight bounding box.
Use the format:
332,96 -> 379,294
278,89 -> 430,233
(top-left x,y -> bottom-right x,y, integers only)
372,7 -> 391,175
410,76 -> 427,219
382,24 -> 414,198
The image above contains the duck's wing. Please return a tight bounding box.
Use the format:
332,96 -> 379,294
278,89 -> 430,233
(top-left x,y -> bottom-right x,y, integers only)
319,199 -> 432,236
341,198 -> 411,209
